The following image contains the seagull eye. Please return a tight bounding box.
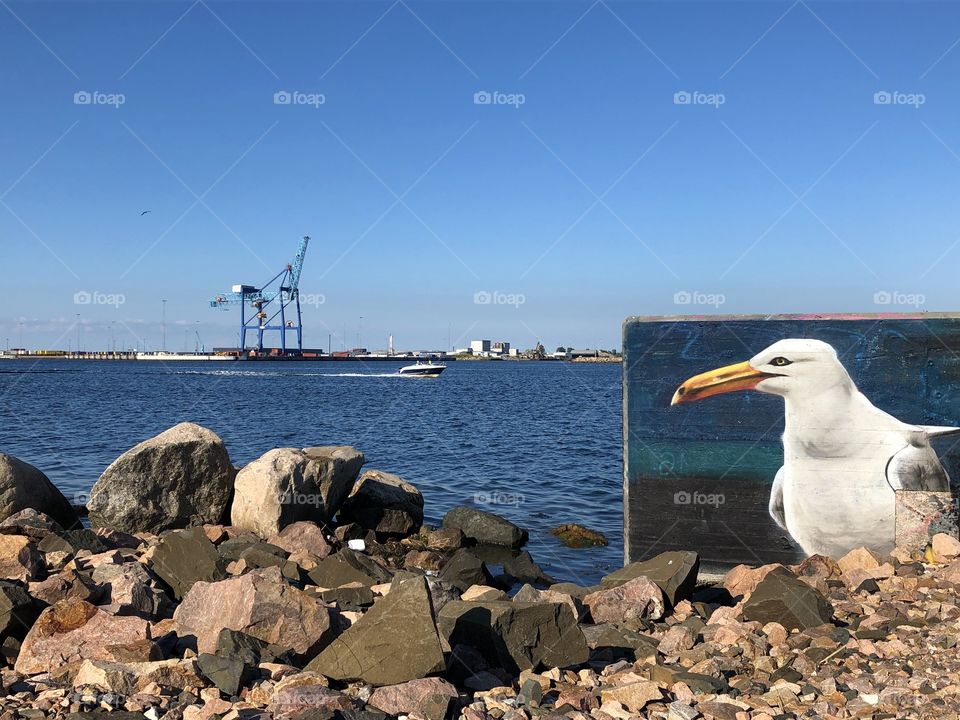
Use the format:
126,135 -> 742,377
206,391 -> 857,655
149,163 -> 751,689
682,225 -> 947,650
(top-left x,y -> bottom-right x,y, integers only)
770,356 -> 792,367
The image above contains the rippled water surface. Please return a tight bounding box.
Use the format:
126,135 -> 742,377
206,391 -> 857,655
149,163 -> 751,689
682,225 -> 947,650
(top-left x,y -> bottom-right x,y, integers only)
0,359 -> 623,584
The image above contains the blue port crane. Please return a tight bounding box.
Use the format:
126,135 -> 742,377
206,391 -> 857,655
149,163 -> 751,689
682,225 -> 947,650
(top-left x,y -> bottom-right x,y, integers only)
210,236 -> 311,355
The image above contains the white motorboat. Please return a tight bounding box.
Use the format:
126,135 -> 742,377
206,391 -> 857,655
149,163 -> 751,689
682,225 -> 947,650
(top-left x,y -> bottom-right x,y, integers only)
398,361 -> 446,377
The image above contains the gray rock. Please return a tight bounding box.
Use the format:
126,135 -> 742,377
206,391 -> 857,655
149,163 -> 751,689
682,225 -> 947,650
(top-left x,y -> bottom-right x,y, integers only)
0,581 -> 37,640
149,527 -> 225,600
442,506 -> 528,549
0,454 -> 80,530
231,446 -> 364,538
197,652 -> 250,696
87,423 -> 235,534
307,549 -> 392,588
337,470 -> 424,536
741,567 -> 834,631
37,529 -> 108,555
439,549 -> 492,591
600,550 -> 699,608
438,599 -> 589,673
306,576 -> 445,686
502,551 -> 555,586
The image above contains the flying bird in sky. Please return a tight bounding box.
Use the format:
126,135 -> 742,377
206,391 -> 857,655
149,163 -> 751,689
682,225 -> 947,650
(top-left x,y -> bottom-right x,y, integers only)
672,338 -> 959,558
140,210 -> 151,216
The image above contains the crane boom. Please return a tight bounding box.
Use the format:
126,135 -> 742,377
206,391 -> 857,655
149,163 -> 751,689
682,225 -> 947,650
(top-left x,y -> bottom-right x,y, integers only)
289,236 -> 310,293
209,235 -> 314,356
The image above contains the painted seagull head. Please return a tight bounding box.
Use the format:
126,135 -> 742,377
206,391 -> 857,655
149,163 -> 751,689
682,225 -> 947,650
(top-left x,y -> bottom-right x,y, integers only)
671,338 -> 854,405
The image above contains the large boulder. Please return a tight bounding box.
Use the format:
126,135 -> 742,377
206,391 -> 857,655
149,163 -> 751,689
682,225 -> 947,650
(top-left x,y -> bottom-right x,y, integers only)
438,600 -> 589,673
231,446 -> 364,538
306,576 -> 445,686
87,423 -> 235,534
741,567 -> 834,631
173,567 -> 343,659
0,454 -> 80,529
442,506 -> 528,549
600,551 -> 699,608
337,470 -> 424,536
15,599 -> 150,674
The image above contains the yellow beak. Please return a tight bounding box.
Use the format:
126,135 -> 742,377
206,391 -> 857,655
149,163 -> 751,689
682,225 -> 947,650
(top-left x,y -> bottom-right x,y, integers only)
671,360 -> 775,406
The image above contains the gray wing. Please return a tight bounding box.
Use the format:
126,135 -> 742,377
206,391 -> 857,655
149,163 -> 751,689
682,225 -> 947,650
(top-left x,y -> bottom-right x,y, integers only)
887,433 -> 952,491
769,466 -> 788,532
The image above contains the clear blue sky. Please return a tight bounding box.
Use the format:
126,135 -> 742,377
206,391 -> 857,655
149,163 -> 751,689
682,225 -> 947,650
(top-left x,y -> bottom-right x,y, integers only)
3,0 -> 960,352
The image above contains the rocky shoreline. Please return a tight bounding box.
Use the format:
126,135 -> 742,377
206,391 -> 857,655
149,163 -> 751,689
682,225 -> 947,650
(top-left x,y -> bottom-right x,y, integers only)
0,423 -> 959,719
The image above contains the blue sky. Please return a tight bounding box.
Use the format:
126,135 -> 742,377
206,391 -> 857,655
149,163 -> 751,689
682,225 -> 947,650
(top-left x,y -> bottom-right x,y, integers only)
3,0 -> 960,352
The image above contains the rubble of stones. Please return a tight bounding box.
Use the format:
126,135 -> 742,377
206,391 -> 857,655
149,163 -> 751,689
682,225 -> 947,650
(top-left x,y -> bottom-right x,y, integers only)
0,423 -> 959,720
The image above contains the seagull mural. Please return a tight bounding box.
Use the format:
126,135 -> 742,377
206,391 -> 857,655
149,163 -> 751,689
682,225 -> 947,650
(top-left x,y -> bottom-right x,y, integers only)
671,338 -> 960,559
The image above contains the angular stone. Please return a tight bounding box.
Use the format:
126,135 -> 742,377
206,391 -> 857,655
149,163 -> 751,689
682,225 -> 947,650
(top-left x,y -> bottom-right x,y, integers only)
338,470 -> 424,536
174,567 -> 342,658
231,446 -> 363,538
438,599 -> 589,673
741,567 -> 833,631
439,549 -> 492,591
268,683 -> 354,719
0,508 -> 63,541
90,562 -> 169,618
722,563 -> 781,600
150,526 -> 225,600
502,551 -> 555,586
306,577 -> 445,686
600,551 -> 699,608
307,549 -> 391,588
197,653 -> 251,696
268,521 -> 333,559
599,681 -> 662,712
30,569 -> 102,606
15,599 -> 150,674
368,678 -> 458,720
442,506 -> 528,548
0,535 -> 41,581
658,624 -> 698,655
39,529 -> 108,556
0,454 -> 81,529
837,547 -> 884,575
424,527 -> 464,551
932,533 -> 960,563
584,575 -> 665,623
88,423 -> 235,534
0,581 -> 37,640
